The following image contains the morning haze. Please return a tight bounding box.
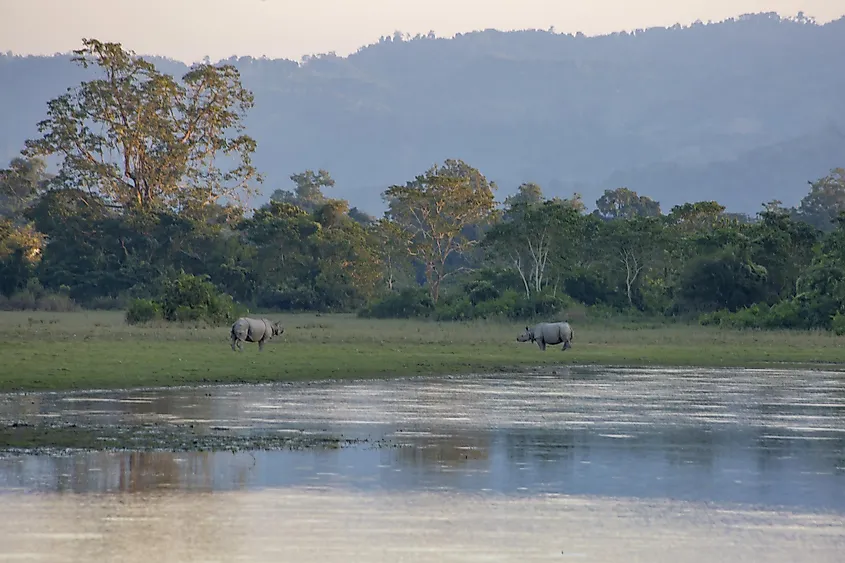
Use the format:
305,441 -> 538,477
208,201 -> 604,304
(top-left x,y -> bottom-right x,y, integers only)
1,0 -> 843,62
0,3 -> 844,214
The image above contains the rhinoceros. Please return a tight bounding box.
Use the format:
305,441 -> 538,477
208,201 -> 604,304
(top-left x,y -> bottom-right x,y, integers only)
517,321 -> 574,351
230,317 -> 283,352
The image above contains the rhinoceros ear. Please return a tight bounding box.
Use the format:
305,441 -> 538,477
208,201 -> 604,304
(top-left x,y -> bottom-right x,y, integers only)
525,326 -> 529,331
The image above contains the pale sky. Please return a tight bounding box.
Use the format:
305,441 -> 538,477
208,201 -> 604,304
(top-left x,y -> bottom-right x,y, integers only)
2,0 -> 844,62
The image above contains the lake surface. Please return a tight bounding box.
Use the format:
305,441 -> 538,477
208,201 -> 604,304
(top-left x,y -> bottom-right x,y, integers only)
1,366 -> 845,561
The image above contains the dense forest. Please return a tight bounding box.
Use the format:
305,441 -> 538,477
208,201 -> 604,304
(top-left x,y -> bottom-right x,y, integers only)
1,12 -> 845,215
2,33 -> 845,333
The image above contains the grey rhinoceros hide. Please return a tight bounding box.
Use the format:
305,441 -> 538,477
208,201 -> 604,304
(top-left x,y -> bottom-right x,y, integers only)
516,321 -> 574,351
230,317 -> 284,352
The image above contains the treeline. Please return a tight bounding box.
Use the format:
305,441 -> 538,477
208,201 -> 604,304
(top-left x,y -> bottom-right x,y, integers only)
2,39 -> 845,331
4,150 -> 845,331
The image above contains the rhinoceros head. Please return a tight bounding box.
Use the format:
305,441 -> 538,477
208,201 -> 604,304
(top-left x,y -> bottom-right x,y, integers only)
516,326 -> 534,343
271,321 -> 284,337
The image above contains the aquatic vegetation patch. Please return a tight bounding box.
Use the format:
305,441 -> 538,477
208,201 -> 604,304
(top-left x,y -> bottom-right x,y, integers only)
0,421 -> 365,455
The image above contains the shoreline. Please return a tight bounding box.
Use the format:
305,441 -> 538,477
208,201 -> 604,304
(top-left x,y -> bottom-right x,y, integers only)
2,355 -> 844,394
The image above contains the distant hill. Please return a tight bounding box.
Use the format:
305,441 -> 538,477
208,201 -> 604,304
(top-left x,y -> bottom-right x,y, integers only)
1,12 -> 844,214
583,124 -> 845,212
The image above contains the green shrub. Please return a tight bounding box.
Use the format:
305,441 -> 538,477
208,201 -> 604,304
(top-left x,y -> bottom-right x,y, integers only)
157,272 -> 244,325
700,299 -> 818,331
85,295 -> 129,310
433,296 -> 474,321
465,280 -> 500,306
473,289 -> 522,319
125,299 -> 161,325
358,287 -> 435,319
125,272 -> 244,326
256,285 -> 320,312
511,291 -> 572,320
763,300 -> 809,329
831,312 -> 845,336
0,278 -> 78,312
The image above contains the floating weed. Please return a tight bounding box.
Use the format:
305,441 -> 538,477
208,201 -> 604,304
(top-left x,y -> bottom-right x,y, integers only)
0,421 -> 364,454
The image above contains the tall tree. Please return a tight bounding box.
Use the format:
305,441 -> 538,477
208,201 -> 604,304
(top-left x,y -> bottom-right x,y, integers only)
793,213 -> 845,327
484,200 -> 582,297
23,38 -> 261,214
668,201 -> 729,233
383,159 -> 496,303
793,168 -> 845,232
598,216 -> 667,307
371,218 -> 414,292
310,219 -> 382,309
751,206 -> 818,300
270,169 -> 336,213
502,182 -> 544,221
349,206 -> 376,226
594,187 -> 661,220
0,156 -> 50,265
0,156 -> 52,219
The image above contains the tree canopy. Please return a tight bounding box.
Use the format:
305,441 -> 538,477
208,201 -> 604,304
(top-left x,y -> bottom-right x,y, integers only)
22,39 -> 261,215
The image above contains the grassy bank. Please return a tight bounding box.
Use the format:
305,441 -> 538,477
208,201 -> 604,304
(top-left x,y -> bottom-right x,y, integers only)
1,310 -> 844,392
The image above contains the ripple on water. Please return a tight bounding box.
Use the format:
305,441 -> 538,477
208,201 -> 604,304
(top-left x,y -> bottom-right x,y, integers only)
1,367 -> 845,514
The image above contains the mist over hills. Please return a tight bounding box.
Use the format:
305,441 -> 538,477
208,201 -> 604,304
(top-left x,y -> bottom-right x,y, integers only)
1,11 -> 844,215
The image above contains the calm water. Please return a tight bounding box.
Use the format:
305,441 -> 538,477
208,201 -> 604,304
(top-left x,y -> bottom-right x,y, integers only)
1,366 -> 845,561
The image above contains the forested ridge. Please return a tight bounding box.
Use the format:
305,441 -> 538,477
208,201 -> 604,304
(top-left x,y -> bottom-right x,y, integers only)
2,24 -> 845,333
1,12 -> 844,214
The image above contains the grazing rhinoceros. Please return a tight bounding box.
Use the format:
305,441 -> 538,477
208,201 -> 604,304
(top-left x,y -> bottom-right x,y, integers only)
517,321 -> 574,351
230,317 -> 283,352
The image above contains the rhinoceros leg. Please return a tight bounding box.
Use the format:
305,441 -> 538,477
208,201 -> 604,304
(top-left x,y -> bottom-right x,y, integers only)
231,336 -> 237,352
562,340 -> 571,351
258,339 -> 265,351
538,339 -> 546,351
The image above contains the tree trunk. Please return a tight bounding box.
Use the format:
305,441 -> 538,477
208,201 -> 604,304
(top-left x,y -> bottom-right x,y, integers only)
517,265 -> 530,298
430,278 -> 441,303
511,254 -> 531,298
386,258 -> 395,291
621,250 -> 640,307
425,262 -> 441,303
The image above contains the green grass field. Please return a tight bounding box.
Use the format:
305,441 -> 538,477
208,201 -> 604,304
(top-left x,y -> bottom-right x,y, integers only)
1,310 -> 844,392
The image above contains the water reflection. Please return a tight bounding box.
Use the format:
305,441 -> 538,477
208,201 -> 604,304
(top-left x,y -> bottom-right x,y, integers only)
1,489 -> 844,563
1,367 -> 845,511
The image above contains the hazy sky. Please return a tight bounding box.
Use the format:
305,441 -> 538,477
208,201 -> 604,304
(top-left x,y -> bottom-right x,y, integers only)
2,0 -> 844,62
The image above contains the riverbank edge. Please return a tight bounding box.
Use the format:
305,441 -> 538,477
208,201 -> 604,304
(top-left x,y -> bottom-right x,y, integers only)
2,360 -> 844,453
2,358 -> 844,395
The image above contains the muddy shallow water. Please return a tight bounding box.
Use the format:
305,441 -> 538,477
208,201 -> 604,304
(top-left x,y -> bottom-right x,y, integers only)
1,366 -> 845,561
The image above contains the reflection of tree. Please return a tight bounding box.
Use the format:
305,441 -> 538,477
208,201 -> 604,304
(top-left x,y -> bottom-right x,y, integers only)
5,450 -> 260,495
119,452 -> 200,493
500,428 -> 580,465
391,431 -> 491,469
56,488 -> 242,562
660,428 -> 716,469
